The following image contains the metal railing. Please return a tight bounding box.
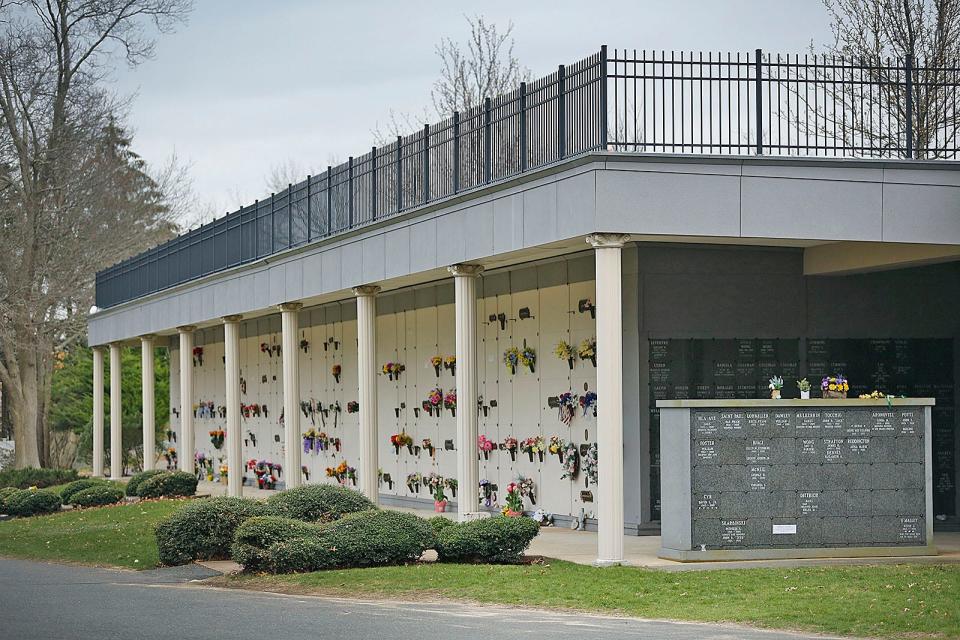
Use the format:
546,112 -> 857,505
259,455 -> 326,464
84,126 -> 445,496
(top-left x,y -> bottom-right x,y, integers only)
95,47 -> 959,309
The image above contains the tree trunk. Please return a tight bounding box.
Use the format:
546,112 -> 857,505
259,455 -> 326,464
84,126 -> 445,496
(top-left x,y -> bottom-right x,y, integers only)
10,380 -> 41,469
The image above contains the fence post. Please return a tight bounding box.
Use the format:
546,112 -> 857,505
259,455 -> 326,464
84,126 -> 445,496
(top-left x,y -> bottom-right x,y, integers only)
484,97 -> 492,183
269,194 -> 275,253
348,156 -> 354,228
558,64 -> 566,159
287,184 -> 293,247
371,146 -> 378,220
396,135 -> 403,212
905,54 -> 914,159
754,48 -> 763,155
423,124 -> 430,204
599,45 -> 608,150
453,111 -> 460,194
306,175 -> 312,242
326,166 -> 332,235
519,82 -> 527,171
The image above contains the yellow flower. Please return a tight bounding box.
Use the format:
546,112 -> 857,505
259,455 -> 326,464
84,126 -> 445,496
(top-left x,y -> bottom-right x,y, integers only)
828,383 -> 836,391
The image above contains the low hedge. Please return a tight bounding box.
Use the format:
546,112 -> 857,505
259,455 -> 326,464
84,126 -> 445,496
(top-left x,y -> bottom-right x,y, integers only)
0,486 -> 20,512
4,488 -> 63,517
136,471 -> 198,499
126,469 -> 165,497
436,515 -> 540,564
0,467 -> 78,490
231,516 -> 317,572
155,497 -> 266,566
264,483 -> 376,523
428,515 -> 455,536
70,484 -> 125,508
60,478 -> 109,504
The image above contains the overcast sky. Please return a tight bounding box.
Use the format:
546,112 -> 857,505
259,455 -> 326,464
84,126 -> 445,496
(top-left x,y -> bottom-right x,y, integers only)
114,0 -> 835,226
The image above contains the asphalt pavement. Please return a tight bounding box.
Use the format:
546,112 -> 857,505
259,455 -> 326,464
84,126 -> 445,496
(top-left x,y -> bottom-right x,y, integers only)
0,558 -> 831,639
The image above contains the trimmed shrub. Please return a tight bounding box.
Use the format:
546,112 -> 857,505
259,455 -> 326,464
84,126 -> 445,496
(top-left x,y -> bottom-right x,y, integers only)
231,516 -> 317,572
70,484 -> 125,508
155,497 -> 266,566
136,471 -> 198,499
4,488 -> 63,517
61,478 -> 109,504
269,510 -> 435,573
0,486 -> 20,512
428,515 -> 455,536
435,515 -> 540,564
264,483 -> 376,523
126,469 -> 165,497
0,467 -> 78,490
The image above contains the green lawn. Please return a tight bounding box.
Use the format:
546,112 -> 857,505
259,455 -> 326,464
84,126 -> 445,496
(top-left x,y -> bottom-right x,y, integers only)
219,561 -> 960,639
0,498 -> 185,569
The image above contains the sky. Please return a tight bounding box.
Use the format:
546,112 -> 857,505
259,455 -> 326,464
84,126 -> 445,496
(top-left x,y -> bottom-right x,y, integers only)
113,0 -> 835,227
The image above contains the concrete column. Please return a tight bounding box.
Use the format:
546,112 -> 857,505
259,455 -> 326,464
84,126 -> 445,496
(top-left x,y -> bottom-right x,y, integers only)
92,347 -> 105,477
223,315 -> 243,497
587,233 -> 630,566
280,303 -> 303,490
353,286 -> 380,504
449,264 -> 484,520
140,336 -> 156,472
177,326 -> 196,474
109,343 -> 123,480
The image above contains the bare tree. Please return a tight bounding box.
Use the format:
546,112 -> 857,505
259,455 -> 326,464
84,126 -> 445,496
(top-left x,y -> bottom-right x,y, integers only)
816,0 -> 960,156
0,0 -> 191,468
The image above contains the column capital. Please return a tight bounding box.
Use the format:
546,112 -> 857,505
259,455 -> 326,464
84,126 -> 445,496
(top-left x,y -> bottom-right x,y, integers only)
277,302 -> 303,312
91,344 -> 107,352
139,334 -> 157,342
586,233 -> 630,249
352,285 -> 381,297
222,314 -> 244,323
448,263 -> 484,277
176,324 -> 197,333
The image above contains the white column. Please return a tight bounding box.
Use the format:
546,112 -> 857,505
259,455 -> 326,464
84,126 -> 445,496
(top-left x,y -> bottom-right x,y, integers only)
588,233 -> 630,566
449,264 -> 484,520
280,303 -> 303,490
92,347 -> 105,477
109,343 -> 123,480
140,336 -> 156,471
354,286 -> 380,504
223,315 -> 243,497
177,326 -> 196,474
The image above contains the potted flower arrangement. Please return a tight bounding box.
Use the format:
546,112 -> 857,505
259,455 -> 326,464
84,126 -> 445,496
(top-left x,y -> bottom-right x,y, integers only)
389,431 -> 413,455
520,346 -> 536,373
520,435 -> 546,462
478,435 -> 495,460
554,340 -> 576,369
219,463 -> 229,482
583,443 -> 598,486
502,482 -> 524,517
578,338 -> 597,367
406,471 -> 422,493
427,473 -> 447,512
768,375 -> 784,399
163,447 -> 177,469
209,428 -> 225,449
797,378 -> 812,400
430,355 -> 443,377
331,364 -> 342,383
424,387 -> 443,416
422,438 -> 435,457
561,442 -> 579,479
557,391 -> 578,425
444,477 -> 458,498
548,436 -> 566,462
443,390 -> 457,417
822,375 -> 849,398
382,362 -> 405,381
444,355 -> 456,376
346,401 -> 359,413
580,391 -> 597,417
503,347 -> 520,374
502,436 -> 519,461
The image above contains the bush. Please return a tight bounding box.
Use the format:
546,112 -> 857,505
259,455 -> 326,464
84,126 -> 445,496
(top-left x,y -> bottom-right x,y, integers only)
269,510 -> 435,573
136,471 -> 198,499
155,497 -> 267,566
4,488 -> 63,517
436,516 -> 540,564
0,467 -> 78,490
428,515 -> 455,536
231,516 -> 317,572
70,484 -> 125,508
126,469 -> 165,497
264,483 -> 376,523
60,478 -> 109,504
0,486 -> 20,512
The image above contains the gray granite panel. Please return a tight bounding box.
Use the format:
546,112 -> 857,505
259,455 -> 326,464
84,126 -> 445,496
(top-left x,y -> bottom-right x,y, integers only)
769,410 -> 796,438
895,437 -> 924,463
719,465 -> 747,491
843,410 -> 873,438
794,409 -> 822,437
869,409 -> 897,436
692,411 -> 719,437
795,464 -> 824,491
844,436 -> 872,463
796,438 -> 822,464
692,465 -> 723,491
718,410 -> 747,437
693,439 -> 720,465
822,438 -> 845,463
743,410 -> 773,439
897,409 -> 922,436
693,492 -> 721,518
822,516 -> 873,544
770,438 -> 796,465
719,439 -> 747,465
869,437 -> 899,463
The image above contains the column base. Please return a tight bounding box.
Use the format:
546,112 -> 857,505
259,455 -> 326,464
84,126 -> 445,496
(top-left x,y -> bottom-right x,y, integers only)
458,511 -> 491,522
592,558 -> 625,568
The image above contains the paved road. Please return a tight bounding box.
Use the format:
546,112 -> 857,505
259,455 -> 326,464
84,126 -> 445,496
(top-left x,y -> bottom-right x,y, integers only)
0,558 -> 830,640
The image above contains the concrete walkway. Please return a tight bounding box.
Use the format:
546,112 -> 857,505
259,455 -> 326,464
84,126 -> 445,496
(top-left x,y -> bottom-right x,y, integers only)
195,481 -> 960,572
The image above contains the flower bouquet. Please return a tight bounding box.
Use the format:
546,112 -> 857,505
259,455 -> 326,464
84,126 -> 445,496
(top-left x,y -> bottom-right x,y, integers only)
299,338 -> 310,353
502,482 -> 523,516
583,443 -> 598,486
192,346 -> 204,367
382,362 -> 405,381
444,477 -> 458,498
346,401 -> 359,414
503,347 -> 520,374
444,355 -> 456,377
390,431 -> 413,455
548,435 -> 566,462
406,471 -> 423,493
331,364 -> 342,383
209,428 -> 225,449
163,447 -> 177,469
520,435 -> 546,462
426,473 -> 447,511
769,375 -> 784,400
578,338 -> 596,367
561,442 -> 579,479
501,436 -> 518,461
519,346 -> 536,373
443,390 -> 457,417
219,463 -> 229,482
479,479 -> 496,507
424,387 -> 443,417
516,475 -> 536,505
301,465 -> 309,481
554,340 -> 576,369
422,437 -> 435,457
579,391 -> 597,417
302,428 -> 317,453
557,391 -> 578,425
822,375 -> 849,399
430,355 -> 443,377
478,435 -> 495,460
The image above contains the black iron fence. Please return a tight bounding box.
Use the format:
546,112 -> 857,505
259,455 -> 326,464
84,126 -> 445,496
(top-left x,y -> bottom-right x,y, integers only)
95,47 -> 959,309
